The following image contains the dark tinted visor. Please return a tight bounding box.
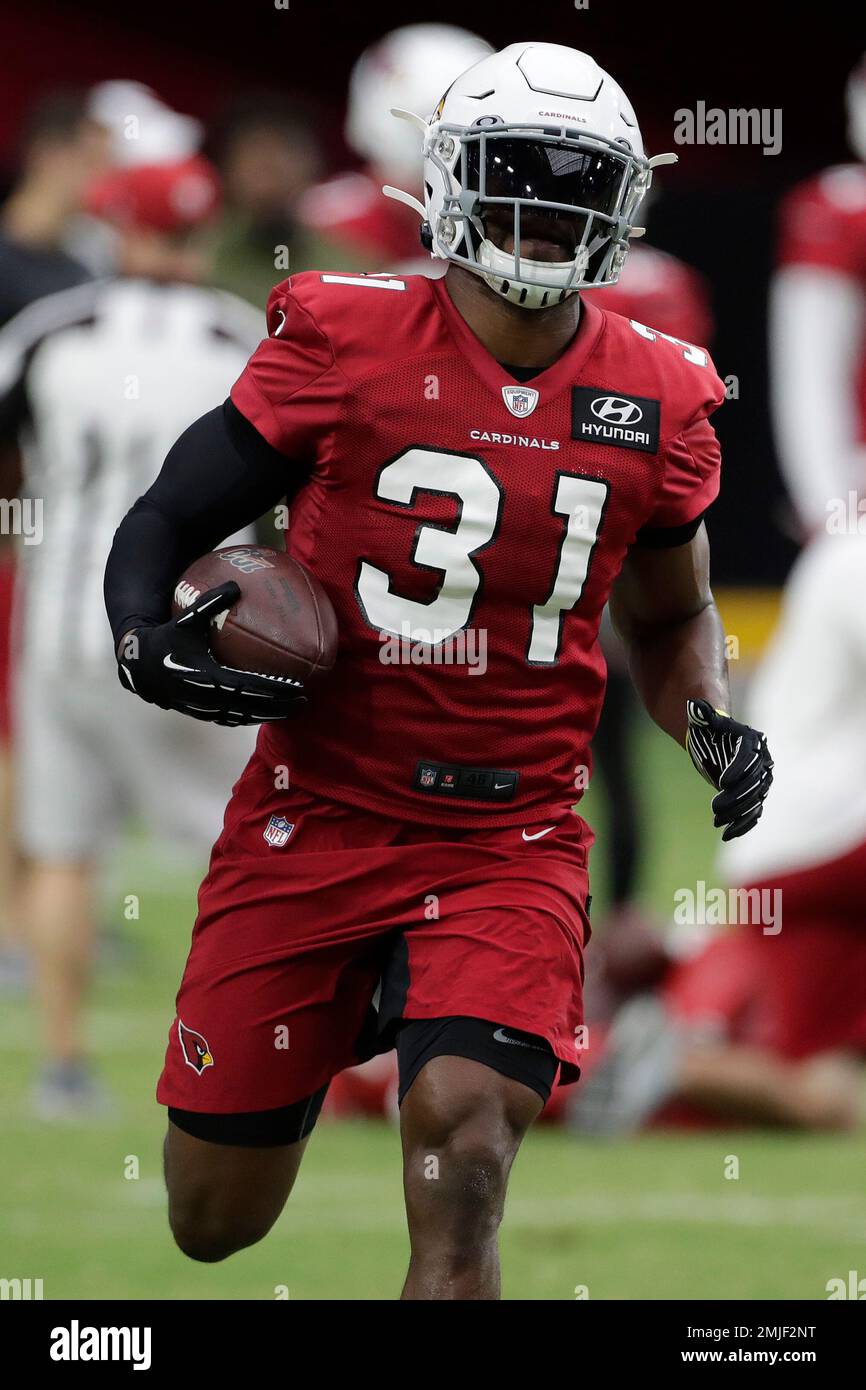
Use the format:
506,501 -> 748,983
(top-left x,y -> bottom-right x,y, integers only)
466,137 -> 627,217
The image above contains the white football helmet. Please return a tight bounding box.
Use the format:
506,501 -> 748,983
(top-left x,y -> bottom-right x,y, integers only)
385,42 -> 676,309
345,24 -> 493,187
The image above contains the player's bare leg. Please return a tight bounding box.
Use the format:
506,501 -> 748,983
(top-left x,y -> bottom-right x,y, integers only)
0,747 -> 25,979
164,1122 -> 310,1263
677,1045 -> 863,1130
25,858 -> 97,1062
399,1055 -> 543,1300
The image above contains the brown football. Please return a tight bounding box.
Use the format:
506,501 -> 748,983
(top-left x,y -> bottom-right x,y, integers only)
172,545 -> 338,684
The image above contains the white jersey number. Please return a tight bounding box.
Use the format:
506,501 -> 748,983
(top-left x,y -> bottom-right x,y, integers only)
357,448 -> 501,641
356,447 -> 607,664
527,472 -> 609,663
628,319 -> 708,367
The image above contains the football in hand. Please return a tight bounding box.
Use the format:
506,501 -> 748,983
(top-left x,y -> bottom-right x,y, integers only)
172,546 -> 338,684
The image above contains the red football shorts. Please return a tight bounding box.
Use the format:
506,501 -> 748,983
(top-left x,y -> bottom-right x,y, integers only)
157,748 -> 593,1114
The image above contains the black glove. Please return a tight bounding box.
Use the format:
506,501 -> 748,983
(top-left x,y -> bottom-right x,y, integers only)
685,698 -> 773,841
116,582 -> 305,727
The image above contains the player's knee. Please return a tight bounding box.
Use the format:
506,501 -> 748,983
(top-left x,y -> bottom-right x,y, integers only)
406,1090 -> 524,1235
169,1201 -> 273,1264
444,1125 -> 511,1225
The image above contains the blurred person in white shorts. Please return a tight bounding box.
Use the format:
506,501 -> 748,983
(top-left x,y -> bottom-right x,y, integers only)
0,150 -> 262,1117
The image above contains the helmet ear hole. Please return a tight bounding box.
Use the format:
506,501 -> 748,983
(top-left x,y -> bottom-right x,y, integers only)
419,222 -> 434,251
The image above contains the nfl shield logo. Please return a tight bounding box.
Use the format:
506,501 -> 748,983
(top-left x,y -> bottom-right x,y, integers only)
502,384 -> 539,418
263,815 -> 295,848
419,765 -> 437,788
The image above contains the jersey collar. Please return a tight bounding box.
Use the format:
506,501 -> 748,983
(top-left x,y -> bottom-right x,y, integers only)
431,274 -> 606,404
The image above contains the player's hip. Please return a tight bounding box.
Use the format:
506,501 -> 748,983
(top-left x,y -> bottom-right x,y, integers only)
257,716 -> 593,832
198,745 -> 593,950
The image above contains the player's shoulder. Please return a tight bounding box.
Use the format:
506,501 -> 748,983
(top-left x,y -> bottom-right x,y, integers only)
270,270 -> 438,364
591,302 -> 725,435
285,268 -> 432,314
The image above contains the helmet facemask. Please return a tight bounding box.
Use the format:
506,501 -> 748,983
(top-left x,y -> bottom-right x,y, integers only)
426,119 -> 653,308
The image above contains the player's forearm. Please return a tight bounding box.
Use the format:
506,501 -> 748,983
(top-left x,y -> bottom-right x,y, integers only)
617,597 -> 730,747
104,496 -> 204,649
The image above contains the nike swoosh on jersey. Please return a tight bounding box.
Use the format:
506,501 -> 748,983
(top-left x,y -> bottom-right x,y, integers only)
521,826 -> 555,841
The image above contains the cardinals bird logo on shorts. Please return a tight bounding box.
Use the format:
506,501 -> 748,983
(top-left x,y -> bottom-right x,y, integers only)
178,1020 -> 214,1074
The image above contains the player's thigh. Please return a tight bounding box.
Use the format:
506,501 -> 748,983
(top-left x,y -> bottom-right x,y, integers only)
401,1052 -> 544,1150
163,1117 -> 312,1255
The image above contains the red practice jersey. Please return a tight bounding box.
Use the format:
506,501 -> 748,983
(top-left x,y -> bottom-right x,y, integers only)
584,243 -> 714,349
231,271 -> 724,828
777,163 -> 866,438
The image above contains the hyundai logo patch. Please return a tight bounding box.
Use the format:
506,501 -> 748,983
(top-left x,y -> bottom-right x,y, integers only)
572,387 -> 660,453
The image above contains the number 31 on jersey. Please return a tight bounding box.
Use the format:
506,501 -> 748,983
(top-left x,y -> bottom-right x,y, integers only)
356,446 -> 609,666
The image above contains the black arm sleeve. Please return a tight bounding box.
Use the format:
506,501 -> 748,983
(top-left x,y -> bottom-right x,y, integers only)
104,399 -> 310,648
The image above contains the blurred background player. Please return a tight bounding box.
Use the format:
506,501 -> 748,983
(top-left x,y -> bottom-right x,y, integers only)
573,55 -> 866,1138
0,89 -> 110,326
770,53 -> 866,537
0,152 -> 261,1118
206,93 -> 327,305
0,81 -> 208,985
569,530 -> 866,1135
300,23 -> 493,272
70,81 -> 204,275
0,89 -> 112,986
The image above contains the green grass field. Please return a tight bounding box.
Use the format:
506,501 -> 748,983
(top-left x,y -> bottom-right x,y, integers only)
2,715 -> 864,1300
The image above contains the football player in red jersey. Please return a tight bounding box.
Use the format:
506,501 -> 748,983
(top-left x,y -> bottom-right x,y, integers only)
105,43 -> 772,1299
